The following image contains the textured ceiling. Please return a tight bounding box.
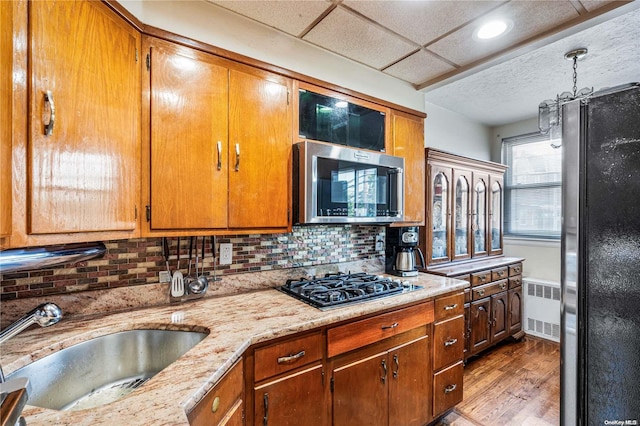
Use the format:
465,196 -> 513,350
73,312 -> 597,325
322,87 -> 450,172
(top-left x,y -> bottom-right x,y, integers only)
208,0 -> 639,125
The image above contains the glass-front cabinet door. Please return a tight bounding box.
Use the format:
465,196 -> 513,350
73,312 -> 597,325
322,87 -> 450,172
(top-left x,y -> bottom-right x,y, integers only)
489,176 -> 504,256
452,170 -> 472,261
429,166 -> 451,264
472,174 -> 488,257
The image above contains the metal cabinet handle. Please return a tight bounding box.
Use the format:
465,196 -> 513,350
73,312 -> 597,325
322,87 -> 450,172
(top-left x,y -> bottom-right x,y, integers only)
477,289 -> 485,297
500,282 -> 507,290
381,359 -> 387,384
381,322 -> 398,330
277,350 -> 305,364
216,141 -> 222,170
235,143 -> 240,171
444,303 -> 458,311
444,384 -> 457,394
498,270 -> 505,277
444,338 -> 458,347
263,393 -> 269,426
211,396 -> 221,413
43,91 -> 55,136
393,354 -> 399,378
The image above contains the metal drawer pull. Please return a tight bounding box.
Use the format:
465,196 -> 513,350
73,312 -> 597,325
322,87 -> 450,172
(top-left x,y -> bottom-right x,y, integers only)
381,322 -> 399,330
479,275 -> 487,281
444,384 -> 457,394
393,354 -> 399,378
444,338 -> 458,347
381,359 -> 387,383
500,282 -> 507,290
444,303 -> 458,310
43,91 -> 55,136
476,289 -> 485,297
216,141 -> 222,170
211,396 -> 221,413
263,393 -> 269,426
498,270 -> 505,276
235,143 -> 240,171
277,350 -> 305,364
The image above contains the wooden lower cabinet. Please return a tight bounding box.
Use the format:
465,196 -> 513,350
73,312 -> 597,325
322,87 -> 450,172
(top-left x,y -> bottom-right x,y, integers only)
188,359 -> 244,426
432,361 -> 464,418
332,335 -> 430,426
508,286 -> 523,334
469,298 -> 491,355
254,364 -> 328,426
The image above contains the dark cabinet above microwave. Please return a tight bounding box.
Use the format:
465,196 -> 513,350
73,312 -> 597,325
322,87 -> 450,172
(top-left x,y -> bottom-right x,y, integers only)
298,89 -> 386,152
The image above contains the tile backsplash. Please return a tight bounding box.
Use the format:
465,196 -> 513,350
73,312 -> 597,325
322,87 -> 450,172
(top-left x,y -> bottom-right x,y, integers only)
0,225 -> 385,301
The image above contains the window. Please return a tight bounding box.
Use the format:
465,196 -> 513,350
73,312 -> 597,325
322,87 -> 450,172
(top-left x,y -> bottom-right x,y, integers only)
502,132 -> 561,239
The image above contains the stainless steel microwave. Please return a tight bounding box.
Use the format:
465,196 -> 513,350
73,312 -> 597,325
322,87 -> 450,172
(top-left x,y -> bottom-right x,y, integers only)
293,141 -> 404,224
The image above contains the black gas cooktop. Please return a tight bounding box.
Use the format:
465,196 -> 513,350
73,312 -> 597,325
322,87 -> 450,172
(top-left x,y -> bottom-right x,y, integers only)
279,272 -> 422,310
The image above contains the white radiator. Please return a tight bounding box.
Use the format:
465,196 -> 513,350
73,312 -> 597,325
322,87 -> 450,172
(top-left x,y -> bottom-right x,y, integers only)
523,278 -> 561,342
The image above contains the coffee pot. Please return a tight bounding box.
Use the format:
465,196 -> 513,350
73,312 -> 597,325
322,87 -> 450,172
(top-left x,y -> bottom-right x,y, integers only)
385,226 -> 426,277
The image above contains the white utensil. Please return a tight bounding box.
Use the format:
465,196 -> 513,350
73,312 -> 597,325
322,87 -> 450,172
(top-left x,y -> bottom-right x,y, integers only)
171,237 -> 184,297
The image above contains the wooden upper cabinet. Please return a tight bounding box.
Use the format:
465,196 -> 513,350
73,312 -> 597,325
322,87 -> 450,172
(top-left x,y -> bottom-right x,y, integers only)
228,67 -> 292,229
392,111 -> 425,226
145,37 -> 229,230
143,39 -> 292,234
1,1 -> 12,242
28,0 -> 140,234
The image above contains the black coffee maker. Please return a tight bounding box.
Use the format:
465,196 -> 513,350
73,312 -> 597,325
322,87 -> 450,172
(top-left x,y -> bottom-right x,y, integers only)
385,226 -> 426,277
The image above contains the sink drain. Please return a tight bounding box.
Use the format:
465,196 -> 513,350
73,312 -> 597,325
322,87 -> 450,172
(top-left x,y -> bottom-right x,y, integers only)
63,376 -> 151,411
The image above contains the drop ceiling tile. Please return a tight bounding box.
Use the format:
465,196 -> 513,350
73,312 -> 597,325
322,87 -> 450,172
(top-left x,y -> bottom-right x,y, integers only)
428,1 -> 580,66
384,50 -> 456,85
208,0 -> 332,36
344,0 -> 505,45
303,6 -> 418,69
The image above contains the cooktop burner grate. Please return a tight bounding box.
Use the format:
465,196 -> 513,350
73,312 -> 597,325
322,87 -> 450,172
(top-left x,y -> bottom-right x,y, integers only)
279,272 -> 420,309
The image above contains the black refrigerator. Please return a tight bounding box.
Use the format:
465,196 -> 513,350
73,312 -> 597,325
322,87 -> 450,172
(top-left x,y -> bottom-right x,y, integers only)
561,82 -> 640,425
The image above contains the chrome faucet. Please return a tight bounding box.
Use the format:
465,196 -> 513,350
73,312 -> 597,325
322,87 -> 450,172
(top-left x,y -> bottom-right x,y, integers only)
0,303 -> 63,347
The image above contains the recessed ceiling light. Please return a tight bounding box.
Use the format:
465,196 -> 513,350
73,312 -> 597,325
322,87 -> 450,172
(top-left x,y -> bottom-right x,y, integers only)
476,20 -> 509,40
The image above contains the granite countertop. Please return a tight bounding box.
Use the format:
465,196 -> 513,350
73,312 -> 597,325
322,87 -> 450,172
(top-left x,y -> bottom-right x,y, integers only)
0,272 -> 468,426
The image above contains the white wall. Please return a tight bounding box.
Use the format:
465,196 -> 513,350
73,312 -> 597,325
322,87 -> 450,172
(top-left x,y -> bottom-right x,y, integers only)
491,116 -> 561,283
119,0 -> 425,112
424,101 -> 492,160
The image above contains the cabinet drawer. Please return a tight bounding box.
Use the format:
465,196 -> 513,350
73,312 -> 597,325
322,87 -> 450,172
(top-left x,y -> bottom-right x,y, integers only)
433,316 -> 464,371
434,293 -> 464,322
433,361 -> 464,417
188,359 -> 243,426
491,267 -> 508,281
254,331 -> 323,382
472,280 -> 508,300
509,263 -> 523,276
509,275 -> 522,289
470,270 -> 491,287
327,301 -> 434,358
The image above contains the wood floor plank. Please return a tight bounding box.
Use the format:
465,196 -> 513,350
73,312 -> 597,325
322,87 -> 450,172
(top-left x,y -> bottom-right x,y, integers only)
436,336 -> 560,426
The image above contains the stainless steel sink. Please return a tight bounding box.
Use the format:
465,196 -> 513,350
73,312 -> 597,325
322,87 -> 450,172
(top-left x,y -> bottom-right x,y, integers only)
6,329 -> 208,411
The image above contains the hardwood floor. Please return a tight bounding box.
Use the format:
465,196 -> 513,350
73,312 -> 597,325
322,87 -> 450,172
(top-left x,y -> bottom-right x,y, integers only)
435,336 -> 560,426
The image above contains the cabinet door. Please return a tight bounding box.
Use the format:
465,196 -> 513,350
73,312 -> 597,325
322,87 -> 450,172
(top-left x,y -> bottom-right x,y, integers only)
488,175 -> 504,256
469,298 -> 491,355
452,169 -> 472,261
428,165 -> 452,265
388,336 -> 431,426
392,112 -> 425,225
333,352 -> 388,426
228,67 -> 291,229
471,173 -> 489,257
255,364 -> 327,426
1,1 -> 11,241
508,286 -> 523,335
29,0 -> 140,234
146,38 -> 229,230
491,291 -> 509,343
